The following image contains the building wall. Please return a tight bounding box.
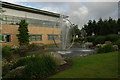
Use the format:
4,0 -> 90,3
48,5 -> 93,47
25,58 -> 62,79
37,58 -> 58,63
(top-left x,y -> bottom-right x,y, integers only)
2,24 -> 61,46
3,8 -> 58,21
1,7 -> 61,46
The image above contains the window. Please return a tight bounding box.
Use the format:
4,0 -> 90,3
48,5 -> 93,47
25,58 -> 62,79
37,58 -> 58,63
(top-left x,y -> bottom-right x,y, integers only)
2,15 -> 59,27
29,35 -> 42,41
48,34 -> 59,40
0,34 -> 11,42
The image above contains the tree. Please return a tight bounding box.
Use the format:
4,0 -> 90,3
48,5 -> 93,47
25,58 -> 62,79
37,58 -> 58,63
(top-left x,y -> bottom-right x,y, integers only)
117,18 -> 120,33
17,20 -> 29,46
83,20 -> 93,36
102,20 -> 109,35
80,27 -> 87,37
82,17 -> 119,36
92,20 -> 97,35
97,18 -> 103,35
71,24 -> 81,37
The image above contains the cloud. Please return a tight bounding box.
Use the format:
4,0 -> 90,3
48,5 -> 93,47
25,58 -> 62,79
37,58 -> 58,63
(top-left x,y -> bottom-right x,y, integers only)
68,2 -> 118,28
85,2 -> 118,20
1,1 -> 118,29
24,2 -> 118,29
78,6 -> 88,15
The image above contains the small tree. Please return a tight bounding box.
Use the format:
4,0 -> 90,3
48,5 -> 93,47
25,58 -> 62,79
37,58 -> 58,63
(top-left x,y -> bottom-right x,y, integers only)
17,20 -> 29,46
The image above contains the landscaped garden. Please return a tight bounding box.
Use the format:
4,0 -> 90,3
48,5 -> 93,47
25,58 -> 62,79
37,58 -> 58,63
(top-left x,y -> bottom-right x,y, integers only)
2,44 -> 119,78
1,18 -> 120,79
2,33 -> 120,79
2,43 -> 65,78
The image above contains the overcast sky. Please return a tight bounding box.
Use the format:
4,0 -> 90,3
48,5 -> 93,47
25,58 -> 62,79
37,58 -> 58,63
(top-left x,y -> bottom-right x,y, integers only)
1,0 -> 119,29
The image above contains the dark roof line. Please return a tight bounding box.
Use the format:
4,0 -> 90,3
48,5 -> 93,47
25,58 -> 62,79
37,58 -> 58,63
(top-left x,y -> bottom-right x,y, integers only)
1,1 -> 68,18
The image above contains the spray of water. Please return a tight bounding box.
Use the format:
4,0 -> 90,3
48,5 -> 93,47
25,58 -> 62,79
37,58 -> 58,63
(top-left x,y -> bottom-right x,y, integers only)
53,15 -> 75,50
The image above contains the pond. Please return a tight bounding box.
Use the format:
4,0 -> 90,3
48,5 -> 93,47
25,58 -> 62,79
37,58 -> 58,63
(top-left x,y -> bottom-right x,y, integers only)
57,48 -> 96,58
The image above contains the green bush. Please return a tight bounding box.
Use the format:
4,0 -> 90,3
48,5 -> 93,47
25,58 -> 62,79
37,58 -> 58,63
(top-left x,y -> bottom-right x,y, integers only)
17,45 -> 28,57
11,54 -> 38,69
43,44 -> 55,47
43,44 -> 56,50
23,55 -> 58,78
28,43 -> 44,51
2,59 -> 14,77
11,57 -> 29,69
106,34 -> 119,42
12,47 -> 20,54
11,54 -> 58,78
97,44 -> 114,53
2,46 -> 13,60
86,36 -> 96,42
113,39 -> 120,49
15,44 -> 44,57
93,36 -> 106,45
74,38 -> 81,43
2,64 -> 11,77
26,50 -> 45,57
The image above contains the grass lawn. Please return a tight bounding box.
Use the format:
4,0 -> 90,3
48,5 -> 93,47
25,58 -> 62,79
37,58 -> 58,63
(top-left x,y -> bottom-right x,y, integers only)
50,52 -> 119,78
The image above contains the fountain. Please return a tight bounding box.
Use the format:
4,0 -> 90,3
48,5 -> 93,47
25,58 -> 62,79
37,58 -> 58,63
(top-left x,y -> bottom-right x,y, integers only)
52,15 -> 75,54
53,15 -> 75,50
60,15 -> 75,50
52,14 -> 95,57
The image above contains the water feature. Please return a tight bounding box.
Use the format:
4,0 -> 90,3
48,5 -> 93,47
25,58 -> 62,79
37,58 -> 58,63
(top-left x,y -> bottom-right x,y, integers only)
59,15 -> 75,50
52,15 -> 95,58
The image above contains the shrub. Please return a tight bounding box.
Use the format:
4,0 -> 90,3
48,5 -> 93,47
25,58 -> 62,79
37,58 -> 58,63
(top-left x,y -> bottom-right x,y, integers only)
12,47 -> 20,54
113,39 -> 120,49
85,36 -> 96,42
43,44 -> 56,50
23,55 -> 58,78
93,36 -> 106,45
2,64 -> 11,77
97,44 -> 114,53
11,54 -> 38,69
74,38 -> 81,43
16,45 -> 29,57
28,43 -> 44,51
2,46 -> 13,60
26,50 -> 45,57
11,57 -> 29,69
4,66 -> 24,78
14,44 -> 44,57
43,44 -> 55,47
106,34 -> 119,42
11,54 -> 58,78
2,60 -> 14,77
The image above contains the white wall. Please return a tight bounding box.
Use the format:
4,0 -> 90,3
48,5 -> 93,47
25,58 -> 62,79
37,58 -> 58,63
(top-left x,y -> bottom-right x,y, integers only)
3,8 -> 59,21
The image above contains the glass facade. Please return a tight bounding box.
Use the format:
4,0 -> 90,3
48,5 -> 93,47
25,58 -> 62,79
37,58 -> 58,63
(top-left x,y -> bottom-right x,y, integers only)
0,34 -> 10,42
2,15 -> 60,27
29,34 -> 42,41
